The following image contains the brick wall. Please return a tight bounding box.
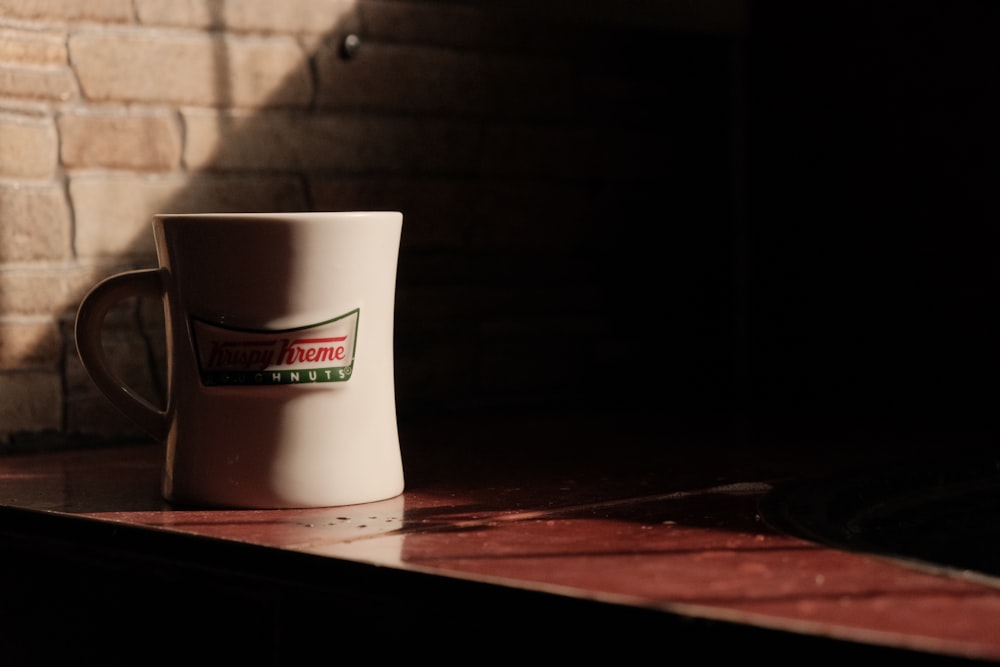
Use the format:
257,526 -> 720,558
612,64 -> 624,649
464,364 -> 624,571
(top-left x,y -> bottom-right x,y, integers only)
0,0 -> 745,447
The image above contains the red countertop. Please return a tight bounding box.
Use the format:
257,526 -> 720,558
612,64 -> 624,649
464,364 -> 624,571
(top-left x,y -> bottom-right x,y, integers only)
1,414 -> 997,663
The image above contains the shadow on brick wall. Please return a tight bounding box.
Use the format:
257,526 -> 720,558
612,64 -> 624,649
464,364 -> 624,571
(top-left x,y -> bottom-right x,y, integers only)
745,0 -> 999,436
41,0 -> 998,452
51,3 -> 744,448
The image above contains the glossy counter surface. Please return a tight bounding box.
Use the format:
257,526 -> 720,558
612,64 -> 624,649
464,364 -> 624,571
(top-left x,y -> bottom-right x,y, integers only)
1,415 -> 997,663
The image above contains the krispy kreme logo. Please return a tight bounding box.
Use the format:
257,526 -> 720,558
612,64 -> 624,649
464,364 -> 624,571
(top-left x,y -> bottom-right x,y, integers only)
191,309 -> 359,386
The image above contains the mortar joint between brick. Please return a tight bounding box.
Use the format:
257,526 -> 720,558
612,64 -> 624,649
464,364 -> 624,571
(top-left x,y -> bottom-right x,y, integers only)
0,313 -> 57,324
126,0 -> 140,24
174,108 -> 189,172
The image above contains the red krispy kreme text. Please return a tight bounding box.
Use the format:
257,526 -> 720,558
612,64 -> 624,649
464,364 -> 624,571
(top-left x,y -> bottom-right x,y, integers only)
276,336 -> 348,366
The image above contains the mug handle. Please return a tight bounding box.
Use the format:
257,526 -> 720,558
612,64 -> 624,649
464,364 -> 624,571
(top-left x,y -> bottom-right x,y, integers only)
74,269 -> 168,441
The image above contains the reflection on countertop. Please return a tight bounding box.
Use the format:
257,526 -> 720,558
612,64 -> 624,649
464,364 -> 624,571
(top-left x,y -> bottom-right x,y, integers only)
1,414 -> 998,663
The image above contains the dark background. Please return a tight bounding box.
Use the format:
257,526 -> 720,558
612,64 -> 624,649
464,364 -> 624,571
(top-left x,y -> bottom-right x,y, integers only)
397,1 -> 998,440
741,0 -> 996,434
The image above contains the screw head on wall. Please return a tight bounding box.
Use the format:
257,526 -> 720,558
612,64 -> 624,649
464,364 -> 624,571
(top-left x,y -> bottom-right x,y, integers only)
340,34 -> 361,60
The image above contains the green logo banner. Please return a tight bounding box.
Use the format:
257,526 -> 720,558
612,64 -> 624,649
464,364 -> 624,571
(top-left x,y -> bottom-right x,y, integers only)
191,309 -> 359,386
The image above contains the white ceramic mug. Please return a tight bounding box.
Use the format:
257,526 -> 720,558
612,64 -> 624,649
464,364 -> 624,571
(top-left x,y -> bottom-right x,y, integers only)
75,211 -> 405,509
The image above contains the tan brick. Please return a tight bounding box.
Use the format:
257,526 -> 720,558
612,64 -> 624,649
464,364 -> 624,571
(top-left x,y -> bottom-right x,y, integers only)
61,305 -> 158,390
458,181 -> 589,250
0,262 -> 132,317
67,316 -> 165,402
0,111 -> 59,178
183,109 -> 479,171
59,110 -> 182,171
0,64 -> 77,102
0,370 -> 62,436
0,0 -> 134,23
361,0 -> 747,42
64,310 -> 164,439
0,182 -> 72,261
360,0 -> 493,47
0,27 -> 68,67
55,284 -> 158,351
312,177 -> 589,250
310,177 -> 467,248
0,318 -> 61,369
135,0 -> 360,35
64,385 -> 149,439
69,29 -> 312,108
70,172 -> 308,258
359,0 -> 580,53
479,123 -> 643,180
315,42 -> 573,117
